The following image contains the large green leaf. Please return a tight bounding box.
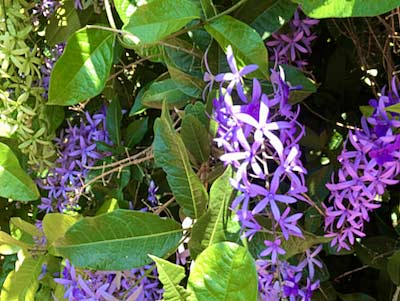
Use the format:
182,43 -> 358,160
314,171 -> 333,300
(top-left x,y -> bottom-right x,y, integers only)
189,166 -> 240,258
293,0 -> 400,18
122,0 -> 200,46
10,218 -> 40,245
46,0 -> 81,45
141,78 -> 191,109
0,231 -> 32,255
204,15 -> 269,78
54,210 -> 182,270
187,242 -> 258,301
251,0 -> 297,40
149,255 -> 190,301
42,213 -> 80,245
153,102 -> 208,218
0,142 -> 39,201
48,27 -> 115,106
181,114 -> 210,164
0,256 -> 45,301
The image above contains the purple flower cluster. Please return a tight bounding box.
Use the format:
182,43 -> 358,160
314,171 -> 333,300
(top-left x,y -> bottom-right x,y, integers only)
38,109 -> 111,213
266,8 -> 319,68
206,46 -> 321,299
325,78 -> 400,251
41,43 -> 65,98
55,260 -> 163,301
33,0 -> 61,18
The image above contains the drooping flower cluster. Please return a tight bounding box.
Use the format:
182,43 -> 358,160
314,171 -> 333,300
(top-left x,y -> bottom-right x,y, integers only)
206,45 -> 321,299
55,260 -> 163,301
41,43 -> 65,98
325,78 -> 400,251
38,108 -> 111,213
266,8 -> 319,68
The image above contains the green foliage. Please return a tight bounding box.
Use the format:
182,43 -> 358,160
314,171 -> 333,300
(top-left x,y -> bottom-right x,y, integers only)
54,209 -> 183,270
0,143 -> 39,201
189,166 -> 240,258
181,114 -> 210,164
153,102 -> 208,218
124,117 -> 148,148
48,27 -> 115,105
149,255 -> 190,300
187,242 -> 258,301
205,15 -> 269,78
106,98 -> 122,145
42,213 -> 79,245
294,0 -> 400,18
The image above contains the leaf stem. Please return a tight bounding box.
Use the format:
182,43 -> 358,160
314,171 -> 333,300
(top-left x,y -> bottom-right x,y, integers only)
206,0 -> 249,23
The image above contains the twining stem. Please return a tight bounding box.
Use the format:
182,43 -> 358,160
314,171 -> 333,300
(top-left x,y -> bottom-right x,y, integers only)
104,0 -> 116,29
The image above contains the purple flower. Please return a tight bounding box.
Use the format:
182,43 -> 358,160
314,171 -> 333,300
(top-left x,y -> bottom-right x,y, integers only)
260,239 -> 286,264
299,245 -> 323,279
147,180 -> 159,206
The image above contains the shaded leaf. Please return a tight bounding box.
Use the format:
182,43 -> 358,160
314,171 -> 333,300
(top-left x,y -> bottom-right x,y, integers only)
181,114 -> 210,164
149,255 -> 190,301
281,64 -> 317,104
48,27 -> 115,106
387,250 -> 400,285
0,142 -> 39,201
168,65 -> 204,98
10,218 -> 40,245
106,98 -> 122,146
124,117 -> 148,148
54,209 -> 182,270
153,102 -> 208,218
187,242 -> 258,301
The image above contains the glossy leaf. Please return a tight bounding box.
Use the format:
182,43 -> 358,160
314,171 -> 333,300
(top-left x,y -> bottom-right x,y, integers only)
54,209 -> 182,270
124,117 -> 148,148
0,142 -> 39,201
106,98 -> 122,145
46,0 -> 81,45
153,102 -> 208,218
189,166 -> 241,258
204,15 -> 269,78
43,213 -> 79,245
48,27 -> 115,106
181,114 -> 210,164
187,242 -> 258,301
149,255 -> 190,301
0,256 -> 45,301
141,79 -> 191,109
294,0 -> 400,18
122,0 -> 200,46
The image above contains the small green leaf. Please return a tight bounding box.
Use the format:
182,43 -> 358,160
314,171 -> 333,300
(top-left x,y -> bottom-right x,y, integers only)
387,250 -> 400,285
205,15 -> 269,78
124,117 -> 148,148
113,0 -> 152,24
48,27 -> 115,106
168,65 -> 204,98
46,0 -> 81,45
187,242 -> 258,301
199,0 -> 217,19
149,255 -> 190,301
96,198 -> 119,215
10,218 -> 40,245
43,213 -> 80,245
54,209 -> 182,270
0,256 -> 45,301
281,64 -> 317,104
122,0 -> 200,46
106,98 -> 122,146
0,231 -> 32,255
184,102 -> 209,128
141,79 -> 191,109
294,0 -> 400,18
181,115 -> 210,164
153,102 -> 208,218
189,166 -> 241,258
0,142 -> 39,201
386,103 -> 400,114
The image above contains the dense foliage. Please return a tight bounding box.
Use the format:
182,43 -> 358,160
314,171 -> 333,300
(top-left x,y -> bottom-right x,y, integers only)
1,0 -> 400,300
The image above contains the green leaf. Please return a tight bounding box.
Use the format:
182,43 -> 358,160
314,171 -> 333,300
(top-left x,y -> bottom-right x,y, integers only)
189,166 -> 241,258
46,0 -> 81,45
251,0 -> 297,39
106,98 -> 122,145
199,0 -> 217,19
0,231 -> 32,255
168,65 -> 204,98
10,218 -> 40,245
0,256 -> 45,301
281,64 -> 317,104
141,78 -> 191,109
294,0 -> 400,18
48,27 -> 115,106
153,102 -> 208,218
339,293 -> 376,301
43,213 -> 79,245
54,209 -> 182,270
181,115 -> 210,164
249,231 -> 331,260
187,242 -> 258,301
122,0 -> 200,46
42,106 -> 65,133
113,0 -> 152,24
96,198 -> 119,215
386,103 -> 400,114
387,250 -> 400,285
149,255 -> 190,301
204,15 -> 269,78
124,117 -> 148,148
0,142 -> 39,201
